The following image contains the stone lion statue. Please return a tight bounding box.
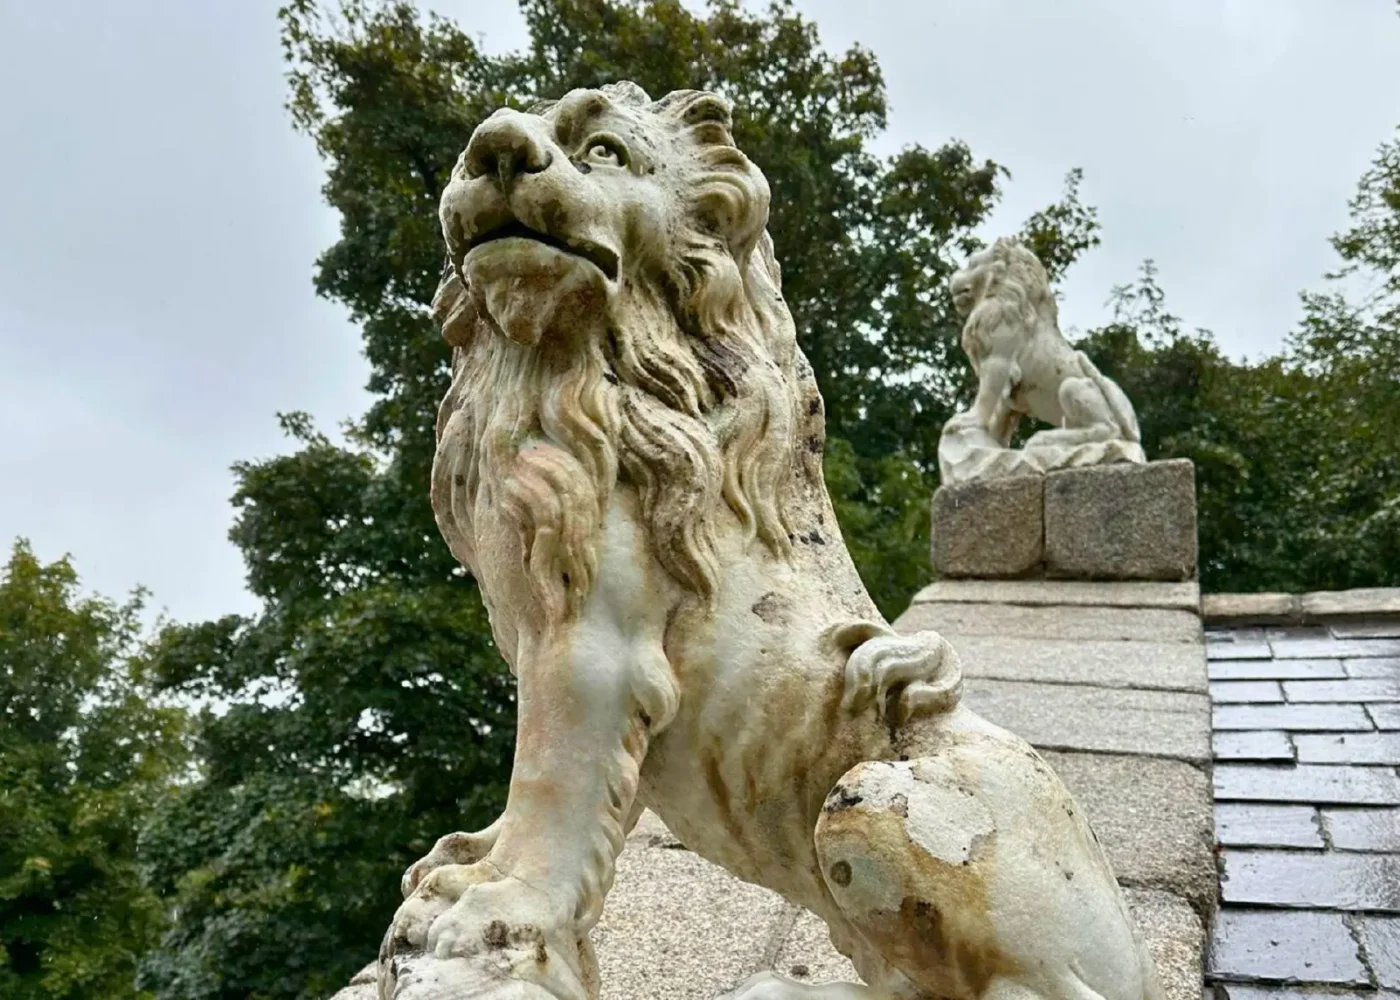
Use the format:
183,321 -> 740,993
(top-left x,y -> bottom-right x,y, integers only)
939,238 -> 1145,485
375,82 -> 1164,1000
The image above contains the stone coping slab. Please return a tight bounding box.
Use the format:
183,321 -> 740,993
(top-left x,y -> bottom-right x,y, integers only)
910,579 -> 1201,612
921,632 -> 1209,693
962,677 -> 1212,763
1205,587 -> 1400,625
899,600 -> 1204,644
1043,751 -> 1216,912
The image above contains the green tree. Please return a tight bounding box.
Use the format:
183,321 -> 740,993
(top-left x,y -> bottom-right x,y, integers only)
1078,124 -> 1400,594
0,541 -> 187,1000
139,3 -> 1098,997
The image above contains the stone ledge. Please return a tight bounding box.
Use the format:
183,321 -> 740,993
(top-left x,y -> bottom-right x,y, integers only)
1126,888 -> 1206,1000
1204,587 -> 1400,625
962,678 -> 1212,763
898,600 -> 1204,644
896,628 -> 1208,694
910,579 -> 1201,612
1044,751 -> 1217,914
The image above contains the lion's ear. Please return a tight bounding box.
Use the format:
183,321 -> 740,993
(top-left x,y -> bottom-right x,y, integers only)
432,268 -> 477,348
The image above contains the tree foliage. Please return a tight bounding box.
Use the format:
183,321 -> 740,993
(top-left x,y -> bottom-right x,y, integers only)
0,542 -> 187,1000
1080,127 -> 1400,593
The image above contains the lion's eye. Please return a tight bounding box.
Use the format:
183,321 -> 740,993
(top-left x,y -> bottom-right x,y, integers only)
582,134 -> 628,168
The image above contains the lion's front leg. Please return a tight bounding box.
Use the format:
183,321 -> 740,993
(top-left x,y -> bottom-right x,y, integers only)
383,505 -> 679,999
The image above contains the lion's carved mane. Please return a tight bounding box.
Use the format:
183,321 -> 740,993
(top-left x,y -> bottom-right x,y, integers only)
958,237 -> 1059,367
429,87 -> 807,643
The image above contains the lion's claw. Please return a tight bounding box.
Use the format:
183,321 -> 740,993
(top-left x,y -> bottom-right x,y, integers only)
401,818 -> 503,899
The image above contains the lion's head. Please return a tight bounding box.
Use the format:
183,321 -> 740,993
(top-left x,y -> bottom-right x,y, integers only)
430,82 -> 823,638
949,237 -> 1058,363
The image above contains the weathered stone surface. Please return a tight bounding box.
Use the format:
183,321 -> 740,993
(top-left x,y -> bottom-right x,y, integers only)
1209,659 -> 1345,681
329,965 -> 377,1000
1123,888 -> 1204,1000
768,907 -> 859,987
626,808 -> 683,848
1043,751 -> 1216,909
1044,459 -> 1197,582
930,476 -> 1043,578
1345,657 -> 1400,677
594,843 -> 789,999
963,679 -> 1211,763
1210,681 -> 1283,703
1207,908 -> 1370,985
1301,587 -> 1400,619
1203,593 -> 1300,624
1283,678 -> 1400,703
898,600 -> 1203,644
1294,732 -> 1400,766
1214,731 -> 1295,763
1372,703 -> 1400,729
1324,808 -> 1400,852
912,633 -> 1207,693
1215,763 -> 1400,805
1361,915 -> 1400,989
1219,849 -> 1400,911
908,578 -> 1200,611
1214,803 -> 1322,849
1212,703 -> 1374,732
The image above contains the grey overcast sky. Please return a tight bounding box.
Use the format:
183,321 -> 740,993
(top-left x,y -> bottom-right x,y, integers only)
2,0 -> 1398,625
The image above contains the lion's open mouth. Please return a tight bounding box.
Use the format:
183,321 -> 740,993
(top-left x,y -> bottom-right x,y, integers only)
467,220 -> 619,281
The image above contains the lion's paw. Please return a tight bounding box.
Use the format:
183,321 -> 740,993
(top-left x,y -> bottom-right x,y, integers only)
425,873 -> 561,963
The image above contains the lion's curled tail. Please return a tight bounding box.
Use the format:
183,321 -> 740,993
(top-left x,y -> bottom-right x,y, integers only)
1075,350 -> 1142,443
832,625 -> 963,728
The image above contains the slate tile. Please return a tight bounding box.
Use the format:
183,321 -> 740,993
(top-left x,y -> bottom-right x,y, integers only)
1372,704 -> 1400,730
1220,849 -> 1400,910
1361,915 -> 1400,989
1207,908 -> 1368,984
1332,620 -> 1400,639
1212,704 -> 1374,732
1266,626 -> 1332,642
1324,808 -> 1400,852
1209,659 -> 1346,681
1208,643 -> 1276,662
1217,985 -> 1400,1000
1347,658 -> 1400,677
1295,732 -> 1400,766
1214,731 -> 1295,762
1209,627 -> 1267,644
1271,637 -> 1400,659
1283,678 -> 1400,702
1214,803 -> 1322,848
1214,763 -> 1400,805
1211,681 -> 1284,704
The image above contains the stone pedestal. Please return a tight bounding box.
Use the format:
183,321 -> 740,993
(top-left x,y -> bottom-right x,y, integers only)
931,459 -> 1197,582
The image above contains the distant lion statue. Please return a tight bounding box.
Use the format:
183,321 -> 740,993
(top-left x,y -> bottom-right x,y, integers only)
374,82 -> 1164,1000
940,237 -> 1145,485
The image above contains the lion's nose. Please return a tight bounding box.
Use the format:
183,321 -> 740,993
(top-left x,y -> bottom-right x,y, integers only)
463,111 -> 553,185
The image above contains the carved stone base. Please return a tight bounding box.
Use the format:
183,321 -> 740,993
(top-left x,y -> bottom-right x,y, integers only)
932,459 -> 1197,582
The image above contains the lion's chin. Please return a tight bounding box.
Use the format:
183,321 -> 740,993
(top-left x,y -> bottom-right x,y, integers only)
466,239 -> 612,347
